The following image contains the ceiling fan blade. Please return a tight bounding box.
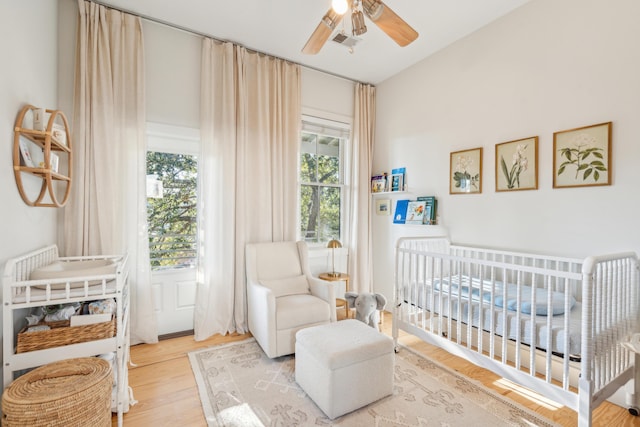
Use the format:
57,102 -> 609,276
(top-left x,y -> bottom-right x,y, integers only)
362,0 -> 418,47
302,8 -> 345,55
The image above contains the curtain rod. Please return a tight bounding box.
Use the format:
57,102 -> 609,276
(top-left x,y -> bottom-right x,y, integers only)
88,0 -> 366,85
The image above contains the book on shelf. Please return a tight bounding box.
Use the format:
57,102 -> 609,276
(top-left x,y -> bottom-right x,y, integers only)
416,196 -> 437,224
18,139 -> 35,167
405,201 -> 427,225
371,174 -> 386,193
393,199 -> 410,224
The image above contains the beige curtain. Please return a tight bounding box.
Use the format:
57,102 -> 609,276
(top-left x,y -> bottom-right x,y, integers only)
348,83 -> 376,293
65,0 -> 157,344
196,39 -> 300,340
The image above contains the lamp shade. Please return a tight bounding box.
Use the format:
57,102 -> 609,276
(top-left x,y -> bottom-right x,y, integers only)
327,239 -> 342,249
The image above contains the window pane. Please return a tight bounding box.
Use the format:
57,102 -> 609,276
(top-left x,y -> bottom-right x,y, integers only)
147,151 -> 198,270
318,153 -> 339,184
319,186 -> 341,241
318,136 -> 340,184
300,152 -> 317,183
300,133 -> 317,183
299,184 -> 318,242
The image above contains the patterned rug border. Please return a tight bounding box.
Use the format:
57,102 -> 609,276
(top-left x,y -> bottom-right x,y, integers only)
397,343 -> 560,426
188,336 -> 561,427
188,338 -> 258,424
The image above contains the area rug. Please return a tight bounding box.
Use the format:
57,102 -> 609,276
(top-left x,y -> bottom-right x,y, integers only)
188,338 -> 558,427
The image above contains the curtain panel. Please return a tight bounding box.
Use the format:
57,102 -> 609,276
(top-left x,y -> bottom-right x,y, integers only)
65,0 -> 157,344
196,39 -> 301,341
348,83 -> 376,293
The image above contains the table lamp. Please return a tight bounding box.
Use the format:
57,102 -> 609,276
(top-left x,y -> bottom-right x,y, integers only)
327,239 -> 342,277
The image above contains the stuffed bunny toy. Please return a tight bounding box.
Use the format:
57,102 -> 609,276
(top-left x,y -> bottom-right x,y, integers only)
345,292 -> 387,331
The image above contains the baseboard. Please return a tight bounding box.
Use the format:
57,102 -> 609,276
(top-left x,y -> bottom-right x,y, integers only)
159,329 -> 194,341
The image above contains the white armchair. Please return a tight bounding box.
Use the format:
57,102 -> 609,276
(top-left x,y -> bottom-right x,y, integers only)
245,241 -> 337,358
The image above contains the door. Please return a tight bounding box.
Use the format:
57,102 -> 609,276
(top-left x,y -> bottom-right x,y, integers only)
146,123 -> 199,336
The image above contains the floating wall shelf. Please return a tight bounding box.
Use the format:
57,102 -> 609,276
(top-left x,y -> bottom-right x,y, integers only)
13,105 -> 72,207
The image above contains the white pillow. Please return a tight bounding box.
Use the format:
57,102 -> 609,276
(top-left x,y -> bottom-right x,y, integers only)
260,275 -> 309,297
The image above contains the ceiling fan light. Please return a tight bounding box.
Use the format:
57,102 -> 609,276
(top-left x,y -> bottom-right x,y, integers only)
331,0 -> 349,15
351,10 -> 367,36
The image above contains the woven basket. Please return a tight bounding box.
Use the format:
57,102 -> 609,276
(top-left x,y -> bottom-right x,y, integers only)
2,357 -> 113,426
16,317 -> 116,353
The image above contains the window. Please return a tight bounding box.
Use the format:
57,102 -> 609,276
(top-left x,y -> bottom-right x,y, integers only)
146,124 -> 200,270
299,117 -> 349,244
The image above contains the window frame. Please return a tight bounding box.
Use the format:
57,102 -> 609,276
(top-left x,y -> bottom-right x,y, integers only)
299,113 -> 351,248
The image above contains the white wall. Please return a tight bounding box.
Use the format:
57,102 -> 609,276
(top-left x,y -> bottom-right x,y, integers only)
0,0 -> 58,266
144,21 -> 201,129
0,3 -> 60,274
373,0 -> 640,300
0,0 -> 60,381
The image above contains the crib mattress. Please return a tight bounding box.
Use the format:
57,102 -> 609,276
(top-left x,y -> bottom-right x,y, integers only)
401,285 -> 582,357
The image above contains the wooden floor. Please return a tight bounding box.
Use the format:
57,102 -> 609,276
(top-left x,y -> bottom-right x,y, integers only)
114,312 -> 640,426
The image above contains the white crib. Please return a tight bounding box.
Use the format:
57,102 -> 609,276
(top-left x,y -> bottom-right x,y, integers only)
392,237 -> 640,427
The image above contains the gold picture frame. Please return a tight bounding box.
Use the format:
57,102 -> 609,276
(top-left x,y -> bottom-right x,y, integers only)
553,122 -> 611,188
495,136 -> 538,192
450,147 -> 482,194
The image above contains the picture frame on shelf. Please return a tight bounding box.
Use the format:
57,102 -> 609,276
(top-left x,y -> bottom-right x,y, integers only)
450,147 -> 482,194
375,199 -> 391,216
553,122 -> 611,188
391,167 -> 406,191
406,201 -> 427,225
495,136 -> 538,192
391,173 -> 404,192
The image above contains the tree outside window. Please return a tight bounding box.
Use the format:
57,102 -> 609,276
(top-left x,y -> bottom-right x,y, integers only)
146,151 -> 198,269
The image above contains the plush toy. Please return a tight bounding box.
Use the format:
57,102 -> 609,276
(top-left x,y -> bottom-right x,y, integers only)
345,292 -> 387,330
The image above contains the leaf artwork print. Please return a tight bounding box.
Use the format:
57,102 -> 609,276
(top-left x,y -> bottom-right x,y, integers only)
557,133 -> 607,182
453,155 -> 479,191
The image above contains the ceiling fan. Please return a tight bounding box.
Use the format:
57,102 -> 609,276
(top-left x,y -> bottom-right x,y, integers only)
302,0 -> 418,55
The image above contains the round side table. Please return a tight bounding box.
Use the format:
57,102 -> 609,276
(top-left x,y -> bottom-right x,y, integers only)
318,272 -> 350,319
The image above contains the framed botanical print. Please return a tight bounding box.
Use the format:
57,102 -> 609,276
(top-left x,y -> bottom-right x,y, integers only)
553,122 -> 611,188
495,136 -> 538,192
450,147 -> 482,194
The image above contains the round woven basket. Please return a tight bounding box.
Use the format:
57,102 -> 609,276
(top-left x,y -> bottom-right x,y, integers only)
2,357 -> 113,427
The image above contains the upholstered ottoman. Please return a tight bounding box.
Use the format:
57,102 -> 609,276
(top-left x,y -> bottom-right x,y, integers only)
295,319 -> 394,419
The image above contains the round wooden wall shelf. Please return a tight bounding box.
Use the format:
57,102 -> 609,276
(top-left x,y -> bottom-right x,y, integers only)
13,105 -> 72,207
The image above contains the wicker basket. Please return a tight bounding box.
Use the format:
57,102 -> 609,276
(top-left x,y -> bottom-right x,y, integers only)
16,317 -> 116,353
2,357 -> 112,426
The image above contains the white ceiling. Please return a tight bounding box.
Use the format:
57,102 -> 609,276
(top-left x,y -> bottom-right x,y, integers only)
96,0 -> 532,84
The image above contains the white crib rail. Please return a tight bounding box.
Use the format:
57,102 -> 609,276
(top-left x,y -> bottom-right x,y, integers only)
393,237 -> 640,425
581,254 -> 639,408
